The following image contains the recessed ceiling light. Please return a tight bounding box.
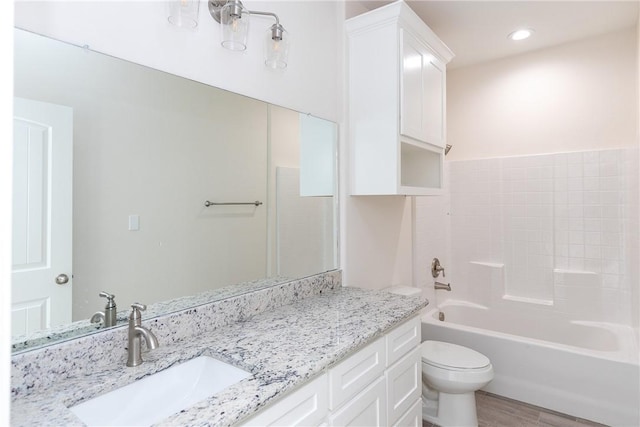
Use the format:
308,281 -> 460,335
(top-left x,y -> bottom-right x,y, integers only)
508,28 -> 534,41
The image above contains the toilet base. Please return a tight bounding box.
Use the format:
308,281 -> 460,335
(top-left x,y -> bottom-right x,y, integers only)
422,391 -> 479,427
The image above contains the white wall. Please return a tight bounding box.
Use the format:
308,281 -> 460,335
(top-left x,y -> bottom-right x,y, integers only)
447,27 -> 637,160
0,1 -> 14,423
14,1 -> 341,122
414,170 -> 451,305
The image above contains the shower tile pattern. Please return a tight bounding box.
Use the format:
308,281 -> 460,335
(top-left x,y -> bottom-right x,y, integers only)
445,147 -> 638,325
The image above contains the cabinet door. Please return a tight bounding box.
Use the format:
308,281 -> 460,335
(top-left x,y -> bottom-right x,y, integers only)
329,376 -> 387,427
386,346 -> 422,426
241,374 -> 328,427
400,29 -> 445,148
329,338 -> 386,410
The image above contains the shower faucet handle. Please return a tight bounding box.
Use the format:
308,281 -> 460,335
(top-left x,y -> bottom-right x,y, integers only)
431,258 -> 446,278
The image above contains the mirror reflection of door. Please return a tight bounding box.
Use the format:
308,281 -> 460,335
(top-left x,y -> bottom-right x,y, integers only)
12,97 -> 73,336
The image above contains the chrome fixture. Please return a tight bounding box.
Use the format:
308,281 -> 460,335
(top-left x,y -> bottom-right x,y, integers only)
431,257 -> 446,278
434,282 -> 451,291
204,200 -> 263,207
208,0 -> 290,68
90,291 -> 118,328
55,273 -> 70,285
445,144 -> 453,155
126,303 -> 159,367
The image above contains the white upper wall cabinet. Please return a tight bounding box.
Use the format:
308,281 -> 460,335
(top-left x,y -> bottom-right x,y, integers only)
347,0 -> 454,196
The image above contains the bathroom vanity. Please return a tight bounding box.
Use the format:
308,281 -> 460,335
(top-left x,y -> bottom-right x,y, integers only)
10,274 -> 427,426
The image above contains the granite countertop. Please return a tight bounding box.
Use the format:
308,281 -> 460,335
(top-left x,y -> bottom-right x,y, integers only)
11,276 -> 295,353
11,287 -> 427,427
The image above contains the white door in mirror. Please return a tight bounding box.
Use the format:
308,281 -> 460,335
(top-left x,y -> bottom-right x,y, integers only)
70,356 -> 251,427
12,97 -> 73,336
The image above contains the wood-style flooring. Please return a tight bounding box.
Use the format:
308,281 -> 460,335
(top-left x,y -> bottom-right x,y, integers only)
423,391 -> 607,427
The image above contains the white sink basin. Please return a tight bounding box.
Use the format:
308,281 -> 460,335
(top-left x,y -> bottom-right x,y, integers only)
70,355 -> 251,427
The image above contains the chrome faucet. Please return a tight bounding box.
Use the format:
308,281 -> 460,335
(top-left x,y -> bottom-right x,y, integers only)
90,291 -> 118,328
126,303 -> 159,367
434,281 -> 451,291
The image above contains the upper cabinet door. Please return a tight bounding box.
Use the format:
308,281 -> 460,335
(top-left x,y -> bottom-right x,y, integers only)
400,29 -> 446,148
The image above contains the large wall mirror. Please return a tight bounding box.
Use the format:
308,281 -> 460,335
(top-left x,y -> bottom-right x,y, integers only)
12,28 -> 338,352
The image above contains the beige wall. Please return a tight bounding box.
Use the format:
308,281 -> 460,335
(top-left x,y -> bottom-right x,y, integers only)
447,27 -> 638,161
268,106 -> 300,276
635,19 -> 640,343
15,30 -> 269,320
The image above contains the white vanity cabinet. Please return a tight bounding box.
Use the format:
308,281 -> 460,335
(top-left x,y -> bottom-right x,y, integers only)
346,1 -> 453,196
238,315 -> 421,427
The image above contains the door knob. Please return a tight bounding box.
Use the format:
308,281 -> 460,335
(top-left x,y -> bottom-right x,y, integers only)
55,273 -> 70,285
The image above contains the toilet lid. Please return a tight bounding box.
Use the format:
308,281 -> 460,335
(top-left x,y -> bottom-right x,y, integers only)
421,341 -> 490,370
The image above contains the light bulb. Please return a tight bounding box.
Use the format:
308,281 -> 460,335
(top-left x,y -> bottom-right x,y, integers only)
220,1 -> 249,50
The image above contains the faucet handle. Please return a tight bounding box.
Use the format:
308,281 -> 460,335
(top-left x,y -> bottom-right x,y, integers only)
131,302 -> 147,311
431,257 -> 446,278
99,291 -> 116,309
99,291 -> 115,299
129,303 -> 147,322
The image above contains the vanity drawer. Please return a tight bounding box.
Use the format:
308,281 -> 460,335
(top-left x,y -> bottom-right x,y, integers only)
241,374 -> 328,427
328,376 -> 387,427
329,337 -> 386,410
386,315 -> 421,366
386,345 -> 421,426
392,398 -> 422,427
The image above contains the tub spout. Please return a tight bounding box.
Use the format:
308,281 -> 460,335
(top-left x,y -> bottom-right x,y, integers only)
434,282 -> 451,291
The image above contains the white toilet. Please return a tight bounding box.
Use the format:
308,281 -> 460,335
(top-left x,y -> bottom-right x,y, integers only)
421,340 -> 494,427
383,286 -> 493,427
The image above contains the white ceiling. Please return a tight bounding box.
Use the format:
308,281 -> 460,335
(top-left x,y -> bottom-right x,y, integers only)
347,1 -> 639,69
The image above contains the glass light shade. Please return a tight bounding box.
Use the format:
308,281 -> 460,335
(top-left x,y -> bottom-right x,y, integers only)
220,1 -> 250,51
167,0 -> 200,29
264,24 -> 289,69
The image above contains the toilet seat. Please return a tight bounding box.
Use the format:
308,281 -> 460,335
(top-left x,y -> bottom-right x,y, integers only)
421,340 -> 490,371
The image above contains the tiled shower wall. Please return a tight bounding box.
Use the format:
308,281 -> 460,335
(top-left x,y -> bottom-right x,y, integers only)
446,147 -> 638,325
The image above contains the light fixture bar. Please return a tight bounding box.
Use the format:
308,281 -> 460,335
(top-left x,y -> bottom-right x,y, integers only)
209,0 -> 289,68
209,0 -> 281,35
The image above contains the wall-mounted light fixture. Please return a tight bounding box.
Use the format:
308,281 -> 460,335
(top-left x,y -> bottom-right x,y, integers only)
208,0 -> 290,69
167,0 -> 201,29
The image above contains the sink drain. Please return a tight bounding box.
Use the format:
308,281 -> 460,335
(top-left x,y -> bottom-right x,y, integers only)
438,311 -> 445,321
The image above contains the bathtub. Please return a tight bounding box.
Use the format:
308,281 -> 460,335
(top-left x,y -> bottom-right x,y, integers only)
421,299 -> 640,426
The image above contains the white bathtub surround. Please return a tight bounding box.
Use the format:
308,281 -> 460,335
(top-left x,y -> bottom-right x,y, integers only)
447,147 -> 638,325
422,300 -> 640,426
11,278 -> 429,426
